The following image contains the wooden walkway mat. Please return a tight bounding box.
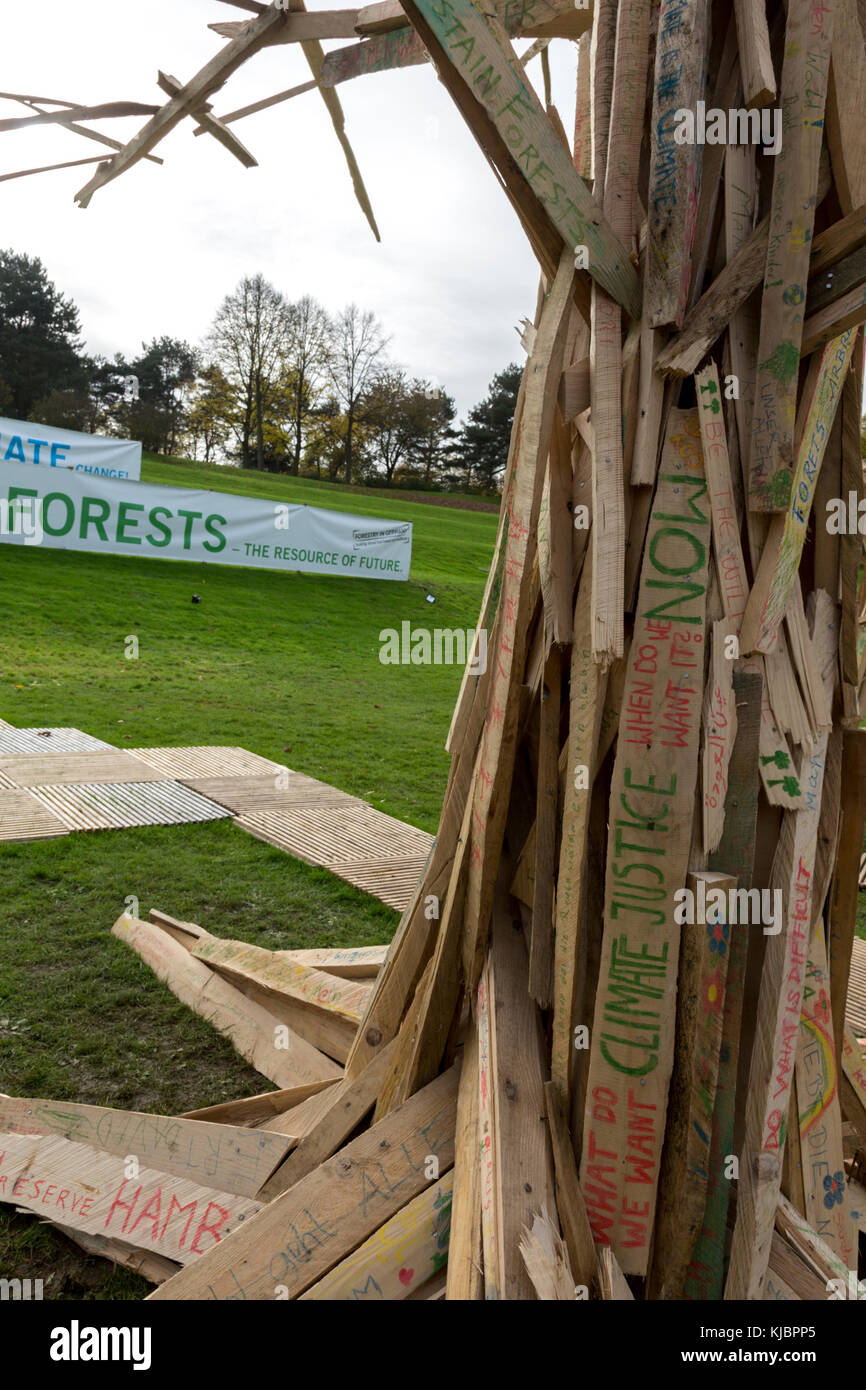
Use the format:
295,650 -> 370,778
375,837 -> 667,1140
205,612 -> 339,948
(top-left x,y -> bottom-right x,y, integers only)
0,752 -> 165,788
237,803 -> 433,912
27,782 -> 233,832
0,728 -> 116,755
128,746 -> 288,779
848,937 -> 866,1039
180,774 -> 354,816
0,789 -> 70,842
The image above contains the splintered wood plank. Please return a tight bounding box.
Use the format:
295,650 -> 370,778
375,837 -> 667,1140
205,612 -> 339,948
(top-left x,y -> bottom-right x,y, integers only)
795,920 -> 858,1267
0,1097 -> 290,1199
802,282 -> 866,354
485,897 -> 556,1300
841,1021 -> 866,1114
28,781 -> 232,831
646,0 -> 710,329
551,566 -> 608,1101
257,1041 -> 397,1198
580,408 -> 711,1275
157,70 -> 257,167
446,1029 -> 483,1300
748,0 -> 836,511
112,915 -> 341,1087
725,594 -> 838,1299
401,0 -> 641,316
741,329 -> 857,653
462,250 -> 575,990
0,1132 -> 260,1265
649,871 -> 736,1299
0,789 -> 69,842
147,1067 -> 458,1300
300,1173 -> 452,1299
733,0 -> 776,107
0,751 -> 164,785
127,746 -> 287,778
685,670 -> 762,1300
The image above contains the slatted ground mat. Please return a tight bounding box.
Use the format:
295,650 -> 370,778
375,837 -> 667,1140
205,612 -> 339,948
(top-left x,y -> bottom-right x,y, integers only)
27,782 -> 233,832
0,752 -> 166,787
848,936 -> 866,1039
128,746 -> 288,779
179,774 -> 355,815
237,803 -> 434,912
0,789 -> 71,842
0,728 -> 116,755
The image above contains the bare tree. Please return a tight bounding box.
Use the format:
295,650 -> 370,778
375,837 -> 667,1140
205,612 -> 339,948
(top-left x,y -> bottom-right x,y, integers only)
326,304 -> 389,484
204,274 -> 289,469
283,294 -> 330,475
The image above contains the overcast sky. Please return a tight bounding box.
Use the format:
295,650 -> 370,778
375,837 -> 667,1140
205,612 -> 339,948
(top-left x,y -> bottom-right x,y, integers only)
3,1 -> 578,418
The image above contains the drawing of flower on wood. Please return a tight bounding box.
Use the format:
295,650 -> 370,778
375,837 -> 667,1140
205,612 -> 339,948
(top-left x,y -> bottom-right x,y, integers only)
823,1172 -> 845,1209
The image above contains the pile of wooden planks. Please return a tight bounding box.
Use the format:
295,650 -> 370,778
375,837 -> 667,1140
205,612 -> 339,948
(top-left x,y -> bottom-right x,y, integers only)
3,0 -> 866,1301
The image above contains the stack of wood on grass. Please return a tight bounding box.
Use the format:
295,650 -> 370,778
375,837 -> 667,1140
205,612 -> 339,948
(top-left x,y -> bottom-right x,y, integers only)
3,0 -> 866,1299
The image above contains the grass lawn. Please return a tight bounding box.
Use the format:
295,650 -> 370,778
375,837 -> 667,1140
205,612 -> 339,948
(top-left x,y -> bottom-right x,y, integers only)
0,458 -> 498,1296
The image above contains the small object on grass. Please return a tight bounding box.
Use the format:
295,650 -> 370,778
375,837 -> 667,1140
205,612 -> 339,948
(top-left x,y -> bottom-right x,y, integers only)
191,594 -> 202,604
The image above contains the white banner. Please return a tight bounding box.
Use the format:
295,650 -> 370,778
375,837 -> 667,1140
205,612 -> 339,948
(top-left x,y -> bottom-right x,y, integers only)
0,461 -> 412,580
0,416 -> 141,481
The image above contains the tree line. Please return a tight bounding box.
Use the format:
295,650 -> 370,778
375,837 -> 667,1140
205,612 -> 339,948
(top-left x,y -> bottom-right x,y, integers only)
0,250 -> 521,493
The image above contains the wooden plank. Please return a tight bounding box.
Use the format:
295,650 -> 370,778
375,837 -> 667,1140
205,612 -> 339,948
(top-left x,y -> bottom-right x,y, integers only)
841,1023 -> 866,1121
401,0 -> 641,317
147,1067 -> 457,1299
795,920 -> 858,1267
0,1097 -> 291,1199
839,342 -> 864,689
733,0 -> 776,108
685,670 -> 762,1299
0,1132 -> 260,1265
806,244 -> 866,316
809,203 -> 866,278
300,1173 -> 452,1299
112,915 -> 341,1087
741,330 -> 857,653
597,1244 -> 634,1298
775,1191 -> 852,1287
180,1080 -> 337,1128
74,7 -> 289,205
257,1040 -> 397,1197
702,621 -> 737,855
646,0 -> 710,329
802,280 -> 866,354
157,71 -> 257,167
528,645 -> 560,1006
544,1081 -> 598,1289
190,936 -> 369,1025
51,1226 -> 180,1284
462,249 -> 575,990
251,1079 -> 348,1138
445,1029 -> 483,1300
748,0 -> 835,511
589,0 -> 650,661
826,0 -> 866,214
191,936 -> 364,1063
580,407 -> 711,1275
829,731 -> 866,1055
551,566 -> 608,1102
725,594 -> 837,1299
695,360 -> 750,628
649,871 -> 735,1298
484,895 -> 556,1299
572,32 -> 591,180
277,945 -> 387,979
